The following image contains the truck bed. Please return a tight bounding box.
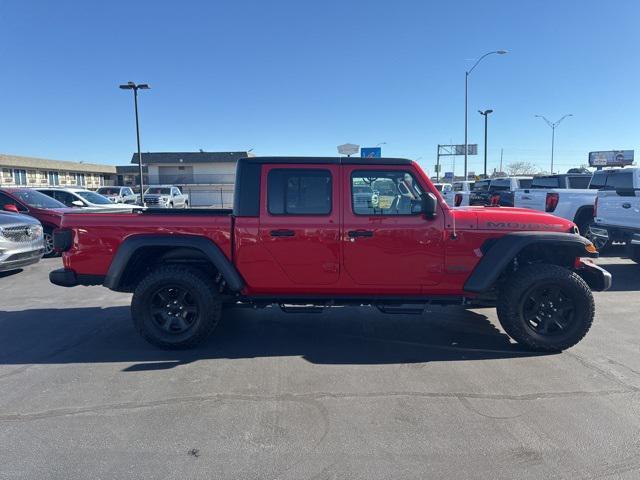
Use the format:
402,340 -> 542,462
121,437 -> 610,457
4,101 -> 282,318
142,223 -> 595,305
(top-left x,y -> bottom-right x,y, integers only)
59,210 -> 234,276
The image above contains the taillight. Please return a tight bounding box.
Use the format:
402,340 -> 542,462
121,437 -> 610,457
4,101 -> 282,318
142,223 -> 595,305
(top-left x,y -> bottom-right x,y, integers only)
594,196 -> 598,217
490,194 -> 501,206
454,193 -> 462,207
545,192 -> 559,212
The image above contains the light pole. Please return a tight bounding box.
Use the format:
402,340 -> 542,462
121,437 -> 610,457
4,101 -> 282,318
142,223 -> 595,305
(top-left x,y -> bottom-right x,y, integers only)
119,81 -> 150,206
535,114 -> 573,174
464,50 -> 507,179
478,109 -> 493,178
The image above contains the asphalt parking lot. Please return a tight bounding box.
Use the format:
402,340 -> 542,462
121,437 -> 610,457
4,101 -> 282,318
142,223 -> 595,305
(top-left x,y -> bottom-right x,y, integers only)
1,253 -> 639,480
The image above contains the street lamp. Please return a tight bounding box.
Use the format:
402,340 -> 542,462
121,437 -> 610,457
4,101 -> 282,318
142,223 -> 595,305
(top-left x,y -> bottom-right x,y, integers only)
478,109 -> 493,177
464,50 -> 507,179
534,114 -> 573,174
119,81 -> 150,206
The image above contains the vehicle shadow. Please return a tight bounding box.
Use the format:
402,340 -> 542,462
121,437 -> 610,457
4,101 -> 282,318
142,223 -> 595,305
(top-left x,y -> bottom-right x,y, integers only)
0,305 -> 551,371
0,269 -> 23,279
594,262 -> 640,292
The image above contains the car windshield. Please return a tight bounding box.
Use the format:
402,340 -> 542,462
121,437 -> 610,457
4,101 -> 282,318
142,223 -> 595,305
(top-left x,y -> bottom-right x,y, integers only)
11,190 -> 66,208
75,191 -> 113,204
145,188 -> 171,195
97,188 -> 121,195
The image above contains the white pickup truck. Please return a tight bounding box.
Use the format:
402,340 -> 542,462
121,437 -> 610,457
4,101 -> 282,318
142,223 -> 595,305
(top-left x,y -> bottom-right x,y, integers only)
143,185 -> 190,208
514,173 -> 594,233
591,167 -> 640,263
442,180 -> 474,207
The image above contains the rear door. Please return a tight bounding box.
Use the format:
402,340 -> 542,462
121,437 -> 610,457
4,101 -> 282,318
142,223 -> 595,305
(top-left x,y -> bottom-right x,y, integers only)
342,166 -> 445,293
257,164 -> 340,286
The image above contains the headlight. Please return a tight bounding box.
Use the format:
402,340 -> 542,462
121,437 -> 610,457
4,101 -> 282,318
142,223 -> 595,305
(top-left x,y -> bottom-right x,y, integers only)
160,196 -> 169,202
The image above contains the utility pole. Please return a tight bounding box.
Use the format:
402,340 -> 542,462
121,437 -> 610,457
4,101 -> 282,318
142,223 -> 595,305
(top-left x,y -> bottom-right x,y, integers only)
535,114 -> 573,174
499,148 -> 504,173
119,81 -> 150,206
478,109 -> 493,177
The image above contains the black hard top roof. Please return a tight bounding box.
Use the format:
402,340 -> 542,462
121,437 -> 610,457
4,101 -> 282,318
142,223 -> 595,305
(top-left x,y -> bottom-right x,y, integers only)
239,156 -> 413,165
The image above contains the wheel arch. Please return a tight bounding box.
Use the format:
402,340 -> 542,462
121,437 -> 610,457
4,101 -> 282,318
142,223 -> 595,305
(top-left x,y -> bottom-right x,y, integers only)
104,235 -> 244,293
573,205 -> 594,230
464,232 -> 596,293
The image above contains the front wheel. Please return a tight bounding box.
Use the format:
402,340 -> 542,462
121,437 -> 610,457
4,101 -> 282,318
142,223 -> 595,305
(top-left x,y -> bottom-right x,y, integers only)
43,228 -> 59,258
497,264 -> 594,351
131,265 -> 222,349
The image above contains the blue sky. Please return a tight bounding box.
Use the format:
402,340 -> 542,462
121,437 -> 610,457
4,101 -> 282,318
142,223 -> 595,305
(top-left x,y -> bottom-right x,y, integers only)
0,0 -> 638,175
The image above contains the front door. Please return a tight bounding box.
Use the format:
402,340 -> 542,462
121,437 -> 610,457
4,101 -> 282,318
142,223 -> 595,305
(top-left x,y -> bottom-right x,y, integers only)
342,166 -> 445,294
257,164 -> 340,288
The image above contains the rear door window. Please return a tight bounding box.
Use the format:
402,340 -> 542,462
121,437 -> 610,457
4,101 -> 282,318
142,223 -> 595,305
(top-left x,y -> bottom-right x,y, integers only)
268,169 -> 332,215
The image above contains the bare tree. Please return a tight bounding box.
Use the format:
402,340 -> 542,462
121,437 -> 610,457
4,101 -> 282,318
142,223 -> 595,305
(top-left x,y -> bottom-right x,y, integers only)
506,161 -> 538,176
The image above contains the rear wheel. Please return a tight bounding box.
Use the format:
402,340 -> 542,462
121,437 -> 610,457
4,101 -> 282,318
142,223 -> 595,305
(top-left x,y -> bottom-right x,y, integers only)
131,265 -> 222,349
497,264 -> 594,351
581,218 -> 610,251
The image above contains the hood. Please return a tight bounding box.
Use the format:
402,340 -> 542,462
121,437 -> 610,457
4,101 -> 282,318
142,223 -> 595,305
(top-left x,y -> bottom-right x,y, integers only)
452,206 -> 575,233
0,211 -> 41,226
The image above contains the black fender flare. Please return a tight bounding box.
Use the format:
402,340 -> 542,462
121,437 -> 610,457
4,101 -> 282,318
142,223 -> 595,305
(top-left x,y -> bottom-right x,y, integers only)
464,232 -> 596,293
103,235 -> 245,292
572,205 -> 594,226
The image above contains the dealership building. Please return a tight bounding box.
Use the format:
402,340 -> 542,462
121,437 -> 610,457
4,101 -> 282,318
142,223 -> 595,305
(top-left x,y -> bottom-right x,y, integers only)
0,153 -> 117,189
126,151 -> 253,207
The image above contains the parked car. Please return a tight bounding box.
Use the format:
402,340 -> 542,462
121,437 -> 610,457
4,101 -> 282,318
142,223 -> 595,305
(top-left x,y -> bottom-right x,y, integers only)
443,180 -> 474,207
470,177 -> 533,207
143,186 -> 189,208
0,188 -> 72,257
514,174 -> 595,235
591,167 -> 640,263
0,211 -> 44,272
433,183 -> 452,194
51,156 -> 609,352
96,186 -> 138,204
37,187 -> 139,210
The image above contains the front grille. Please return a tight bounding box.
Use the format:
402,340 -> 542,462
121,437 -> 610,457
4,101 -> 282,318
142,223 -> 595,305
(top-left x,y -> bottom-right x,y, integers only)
145,197 -> 160,205
1,225 -> 43,243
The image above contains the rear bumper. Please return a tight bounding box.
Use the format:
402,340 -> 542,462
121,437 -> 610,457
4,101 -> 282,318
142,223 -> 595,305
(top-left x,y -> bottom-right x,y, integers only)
49,268 -> 105,287
576,259 -> 612,292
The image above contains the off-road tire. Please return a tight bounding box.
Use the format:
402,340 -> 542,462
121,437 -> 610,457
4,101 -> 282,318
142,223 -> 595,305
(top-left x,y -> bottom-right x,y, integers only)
131,265 -> 222,349
496,264 -> 594,351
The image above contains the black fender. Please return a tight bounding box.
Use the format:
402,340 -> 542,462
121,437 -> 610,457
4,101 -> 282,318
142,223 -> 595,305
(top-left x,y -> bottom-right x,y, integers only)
103,235 -> 245,292
464,232 -> 596,293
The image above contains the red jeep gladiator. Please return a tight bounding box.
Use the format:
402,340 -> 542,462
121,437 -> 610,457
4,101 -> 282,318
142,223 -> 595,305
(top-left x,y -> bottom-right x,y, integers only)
50,157 -> 611,351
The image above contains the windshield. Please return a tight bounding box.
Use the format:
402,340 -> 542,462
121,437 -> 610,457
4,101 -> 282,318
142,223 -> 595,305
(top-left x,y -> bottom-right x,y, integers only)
75,191 -> 113,205
97,187 -> 121,195
12,190 -> 66,208
145,187 -> 171,195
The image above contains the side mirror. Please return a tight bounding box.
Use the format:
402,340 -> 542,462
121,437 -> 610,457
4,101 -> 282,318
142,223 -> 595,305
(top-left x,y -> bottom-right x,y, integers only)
71,200 -> 84,207
422,192 -> 438,219
3,204 -> 19,213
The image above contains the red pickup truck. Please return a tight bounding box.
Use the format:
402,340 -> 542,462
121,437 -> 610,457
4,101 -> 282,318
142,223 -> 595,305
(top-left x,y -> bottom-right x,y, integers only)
50,157 -> 610,351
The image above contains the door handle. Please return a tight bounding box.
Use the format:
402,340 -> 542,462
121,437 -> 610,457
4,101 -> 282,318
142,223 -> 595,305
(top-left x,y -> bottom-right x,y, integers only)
270,229 -> 295,237
348,230 -> 374,238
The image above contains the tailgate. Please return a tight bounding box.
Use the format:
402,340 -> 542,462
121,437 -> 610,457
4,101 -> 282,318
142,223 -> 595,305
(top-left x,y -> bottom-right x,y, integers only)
514,189 -> 546,211
596,191 -> 640,228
